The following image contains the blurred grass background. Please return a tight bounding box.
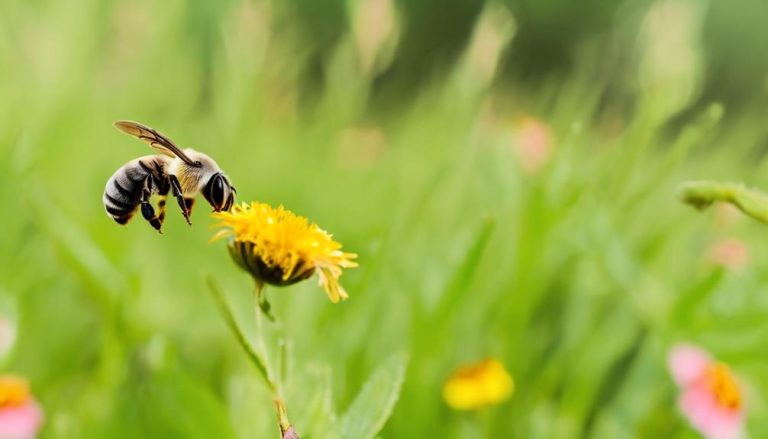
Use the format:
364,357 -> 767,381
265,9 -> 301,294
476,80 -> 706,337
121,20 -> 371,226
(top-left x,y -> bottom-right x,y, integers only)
2,0 -> 768,437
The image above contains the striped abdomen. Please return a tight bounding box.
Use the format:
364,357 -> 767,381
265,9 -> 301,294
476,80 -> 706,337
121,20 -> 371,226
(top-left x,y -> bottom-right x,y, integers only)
103,155 -> 170,225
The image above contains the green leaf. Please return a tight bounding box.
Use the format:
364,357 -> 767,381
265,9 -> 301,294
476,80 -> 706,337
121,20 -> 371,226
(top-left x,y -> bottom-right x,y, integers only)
432,216 -> 496,326
671,268 -> 725,322
207,277 -> 275,392
291,366 -> 337,438
337,353 -> 408,439
140,371 -> 236,439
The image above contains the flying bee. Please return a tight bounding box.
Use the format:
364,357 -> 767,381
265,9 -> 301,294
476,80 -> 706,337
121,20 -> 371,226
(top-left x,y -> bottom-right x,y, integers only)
103,120 -> 236,233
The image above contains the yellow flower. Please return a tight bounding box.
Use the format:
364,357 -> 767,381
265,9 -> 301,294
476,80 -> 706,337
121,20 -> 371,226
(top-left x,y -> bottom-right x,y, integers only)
442,358 -> 514,411
212,202 -> 358,303
0,375 -> 31,408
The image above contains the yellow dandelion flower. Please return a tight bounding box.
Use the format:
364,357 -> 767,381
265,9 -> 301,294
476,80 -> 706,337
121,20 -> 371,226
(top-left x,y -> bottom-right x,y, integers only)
212,202 -> 358,303
442,358 -> 514,411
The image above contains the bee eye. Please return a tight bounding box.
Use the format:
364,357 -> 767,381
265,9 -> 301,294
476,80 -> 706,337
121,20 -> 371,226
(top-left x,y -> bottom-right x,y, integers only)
212,175 -> 226,206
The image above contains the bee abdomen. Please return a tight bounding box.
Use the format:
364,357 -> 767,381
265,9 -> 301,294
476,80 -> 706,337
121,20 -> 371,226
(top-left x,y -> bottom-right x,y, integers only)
104,155 -> 171,227
103,159 -> 157,225
103,174 -> 140,225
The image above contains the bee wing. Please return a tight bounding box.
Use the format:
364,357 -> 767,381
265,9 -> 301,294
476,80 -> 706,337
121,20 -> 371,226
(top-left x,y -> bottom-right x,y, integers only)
113,120 -> 201,168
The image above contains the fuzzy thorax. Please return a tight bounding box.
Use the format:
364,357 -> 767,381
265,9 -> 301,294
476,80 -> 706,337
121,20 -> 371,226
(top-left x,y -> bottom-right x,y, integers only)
168,149 -> 223,195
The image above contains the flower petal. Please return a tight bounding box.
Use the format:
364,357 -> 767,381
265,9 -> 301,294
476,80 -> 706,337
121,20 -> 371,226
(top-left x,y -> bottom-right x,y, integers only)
679,378 -> 744,439
668,344 -> 711,387
0,401 -> 43,439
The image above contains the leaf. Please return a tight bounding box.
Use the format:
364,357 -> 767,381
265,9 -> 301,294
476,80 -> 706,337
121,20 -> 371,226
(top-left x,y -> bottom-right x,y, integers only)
140,371 -> 237,439
31,190 -> 126,310
671,268 -> 725,321
207,277 -> 275,391
337,353 -> 408,439
291,365 -> 337,438
581,326 -> 647,436
432,216 -> 496,325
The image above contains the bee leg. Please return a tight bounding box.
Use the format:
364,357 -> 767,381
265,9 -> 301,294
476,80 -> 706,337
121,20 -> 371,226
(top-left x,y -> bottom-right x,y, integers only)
140,177 -> 163,233
169,174 -> 192,225
141,203 -> 163,233
156,195 -> 167,226
184,197 -> 195,217
156,179 -> 170,227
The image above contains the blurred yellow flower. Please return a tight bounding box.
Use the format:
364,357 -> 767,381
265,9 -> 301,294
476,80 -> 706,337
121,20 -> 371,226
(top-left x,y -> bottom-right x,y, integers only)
212,202 -> 358,303
0,376 -> 30,407
443,358 -> 514,411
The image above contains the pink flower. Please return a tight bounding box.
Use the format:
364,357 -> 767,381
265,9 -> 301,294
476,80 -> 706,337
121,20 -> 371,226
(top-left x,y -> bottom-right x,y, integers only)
668,344 -> 744,439
0,376 -> 43,439
706,238 -> 749,270
515,117 -> 554,175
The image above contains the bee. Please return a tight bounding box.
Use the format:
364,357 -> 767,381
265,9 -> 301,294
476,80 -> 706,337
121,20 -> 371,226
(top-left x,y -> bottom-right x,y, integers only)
103,120 -> 236,233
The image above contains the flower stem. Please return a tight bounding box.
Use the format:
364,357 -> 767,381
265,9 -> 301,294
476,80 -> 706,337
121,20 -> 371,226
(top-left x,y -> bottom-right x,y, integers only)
254,285 -> 281,398
206,277 -> 277,393
275,399 -> 299,438
678,180 -> 768,223
208,277 -> 298,437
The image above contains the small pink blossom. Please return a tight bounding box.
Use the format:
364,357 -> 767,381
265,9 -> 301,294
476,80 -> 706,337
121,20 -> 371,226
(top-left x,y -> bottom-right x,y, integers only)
0,376 -> 43,439
668,344 -> 744,439
515,117 -> 554,175
0,402 -> 43,439
282,426 -> 299,439
706,238 -> 749,270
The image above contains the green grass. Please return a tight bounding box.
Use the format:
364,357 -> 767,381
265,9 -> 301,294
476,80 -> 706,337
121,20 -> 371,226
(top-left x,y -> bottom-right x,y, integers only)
2,0 -> 768,437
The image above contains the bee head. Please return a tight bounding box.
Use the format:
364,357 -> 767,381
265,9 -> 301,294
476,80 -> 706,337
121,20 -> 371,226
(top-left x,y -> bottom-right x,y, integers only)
203,173 -> 235,212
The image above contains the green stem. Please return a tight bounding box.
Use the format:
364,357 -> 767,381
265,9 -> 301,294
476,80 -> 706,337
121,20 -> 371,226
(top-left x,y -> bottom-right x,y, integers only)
208,278 -> 296,437
678,180 -> 768,223
254,286 -> 282,399
206,277 -> 277,393
278,338 -> 288,388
